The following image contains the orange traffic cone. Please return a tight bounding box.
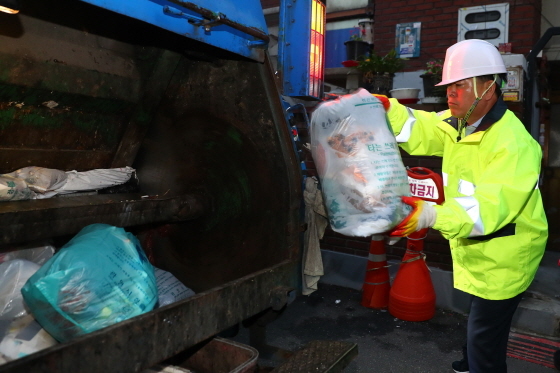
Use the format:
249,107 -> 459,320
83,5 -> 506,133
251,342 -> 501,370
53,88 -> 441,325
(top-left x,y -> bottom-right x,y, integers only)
361,235 -> 391,309
388,228 -> 436,321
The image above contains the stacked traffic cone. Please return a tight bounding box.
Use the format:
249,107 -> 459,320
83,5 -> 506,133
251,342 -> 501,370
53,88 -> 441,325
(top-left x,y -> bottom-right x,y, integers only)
388,228 -> 436,321
361,235 -> 391,309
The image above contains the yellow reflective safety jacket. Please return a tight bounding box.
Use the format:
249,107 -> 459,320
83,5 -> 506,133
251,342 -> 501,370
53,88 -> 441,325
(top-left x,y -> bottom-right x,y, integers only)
387,97 -> 548,300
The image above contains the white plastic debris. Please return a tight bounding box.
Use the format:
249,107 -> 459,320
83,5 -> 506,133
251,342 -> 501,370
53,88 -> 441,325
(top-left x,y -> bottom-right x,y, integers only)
0,314 -> 57,364
5,167 -> 67,194
56,166 -> 135,195
154,268 -> 195,307
0,245 -> 55,266
42,101 -> 59,109
0,176 -> 35,201
0,260 -> 41,321
0,166 -> 135,201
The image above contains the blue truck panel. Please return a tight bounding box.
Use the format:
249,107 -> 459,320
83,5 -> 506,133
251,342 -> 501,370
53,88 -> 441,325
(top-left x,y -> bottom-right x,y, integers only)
79,0 -> 269,61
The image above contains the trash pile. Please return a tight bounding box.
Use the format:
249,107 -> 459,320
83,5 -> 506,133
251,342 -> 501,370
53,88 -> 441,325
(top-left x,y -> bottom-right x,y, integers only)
0,166 -> 136,201
0,224 -> 195,364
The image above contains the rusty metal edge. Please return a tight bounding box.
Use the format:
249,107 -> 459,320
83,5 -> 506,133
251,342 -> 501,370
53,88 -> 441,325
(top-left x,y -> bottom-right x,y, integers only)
0,193 -> 207,246
0,259 -> 299,373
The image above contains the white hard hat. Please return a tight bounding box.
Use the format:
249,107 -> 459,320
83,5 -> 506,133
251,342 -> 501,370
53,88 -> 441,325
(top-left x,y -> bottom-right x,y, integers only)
436,39 -> 507,86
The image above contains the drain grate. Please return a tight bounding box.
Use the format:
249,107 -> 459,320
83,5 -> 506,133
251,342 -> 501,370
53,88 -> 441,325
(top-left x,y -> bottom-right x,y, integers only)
271,340 -> 358,373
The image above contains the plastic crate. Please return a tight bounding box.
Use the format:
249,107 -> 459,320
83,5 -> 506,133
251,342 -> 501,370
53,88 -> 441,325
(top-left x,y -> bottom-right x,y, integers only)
178,337 -> 258,373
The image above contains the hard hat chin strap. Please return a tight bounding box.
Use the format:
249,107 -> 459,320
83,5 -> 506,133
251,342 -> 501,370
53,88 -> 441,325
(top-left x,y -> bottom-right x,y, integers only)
457,75 -> 498,141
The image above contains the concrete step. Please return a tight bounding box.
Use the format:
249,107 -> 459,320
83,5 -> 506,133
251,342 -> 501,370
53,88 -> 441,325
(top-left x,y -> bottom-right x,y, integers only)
514,292 -> 560,338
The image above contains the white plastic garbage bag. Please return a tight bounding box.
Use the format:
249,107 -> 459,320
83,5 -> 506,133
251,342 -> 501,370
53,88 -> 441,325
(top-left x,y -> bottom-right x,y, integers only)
0,260 -> 41,321
0,245 -> 55,267
0,176 -> 35,201
5,167 -> 67,194
310,88 -> 411,236
0,314 -> 57,364
0,259 -> 57,365
0,166 -> 135,200
56,166 -> 135,195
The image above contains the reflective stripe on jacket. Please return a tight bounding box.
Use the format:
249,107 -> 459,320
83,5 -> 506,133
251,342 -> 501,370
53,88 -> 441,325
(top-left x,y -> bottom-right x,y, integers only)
387,97 -> 548,300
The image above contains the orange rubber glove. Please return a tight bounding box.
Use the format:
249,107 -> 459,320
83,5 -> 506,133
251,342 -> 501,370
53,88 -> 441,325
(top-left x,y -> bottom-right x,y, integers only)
390,196 -> 437,237
372,94 -> 391,111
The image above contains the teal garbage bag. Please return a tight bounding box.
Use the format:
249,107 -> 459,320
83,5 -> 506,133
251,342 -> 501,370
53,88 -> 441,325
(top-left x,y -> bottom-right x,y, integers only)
21,224 -> 157,343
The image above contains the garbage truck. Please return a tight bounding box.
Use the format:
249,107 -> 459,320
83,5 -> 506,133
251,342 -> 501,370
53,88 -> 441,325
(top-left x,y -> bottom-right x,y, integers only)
0,0 -> 356,372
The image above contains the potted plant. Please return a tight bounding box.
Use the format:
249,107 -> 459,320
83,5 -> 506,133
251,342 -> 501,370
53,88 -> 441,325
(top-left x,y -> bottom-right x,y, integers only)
344,29 -> 370,62
356,50 -> 405,95
420,59 -> 446,98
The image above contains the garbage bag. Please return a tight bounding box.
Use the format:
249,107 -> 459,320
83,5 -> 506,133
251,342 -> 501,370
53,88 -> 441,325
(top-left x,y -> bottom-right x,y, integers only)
310,88 -> 411,236
154,268 -> 195,308
0,259 -> 56,364
0,176 -> 35,201
56,166 -> 135,195
21,224 -> 158,343
0,244 -> 55,266
4,167 -> 67,194
0,260 -> 41,321
0,313 -> 57,364
0,166 -> 135,200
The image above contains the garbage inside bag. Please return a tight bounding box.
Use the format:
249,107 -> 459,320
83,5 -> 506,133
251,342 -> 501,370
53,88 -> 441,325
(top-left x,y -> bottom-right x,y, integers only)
21,224 -> 158,343
0,260 -> 41,321
4,167 -> 67,194
310,88 -> 411,236
0,313 -> 58,364
0,175 -> 35,201
0,259 -> 56,365
155,268 -> 195,308
0,244 -> 55,266
0,166 -> 135,200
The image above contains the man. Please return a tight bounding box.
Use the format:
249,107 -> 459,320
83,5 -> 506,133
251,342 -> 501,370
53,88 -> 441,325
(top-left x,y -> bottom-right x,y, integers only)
381,39 -> 548,373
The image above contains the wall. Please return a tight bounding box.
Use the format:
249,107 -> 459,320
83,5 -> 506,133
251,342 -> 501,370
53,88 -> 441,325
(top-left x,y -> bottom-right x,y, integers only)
374,0 -> 541,72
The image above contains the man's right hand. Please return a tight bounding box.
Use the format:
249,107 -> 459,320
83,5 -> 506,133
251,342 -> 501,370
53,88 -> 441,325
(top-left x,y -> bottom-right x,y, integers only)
389,196 -> 437,237
372,94 -> 391,111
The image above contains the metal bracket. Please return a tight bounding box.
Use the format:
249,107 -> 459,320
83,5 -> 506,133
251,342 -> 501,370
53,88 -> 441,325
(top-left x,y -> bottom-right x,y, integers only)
163,6 -> 225,32
195,14 -> 226,32
247,40 -> 267,48
163,2 -> 269,48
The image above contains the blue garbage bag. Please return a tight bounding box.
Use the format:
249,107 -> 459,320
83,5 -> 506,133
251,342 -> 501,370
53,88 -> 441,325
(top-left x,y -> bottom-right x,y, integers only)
21,224 -> 157,343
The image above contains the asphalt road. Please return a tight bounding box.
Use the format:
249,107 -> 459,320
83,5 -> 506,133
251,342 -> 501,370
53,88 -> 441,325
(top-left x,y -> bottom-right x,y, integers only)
233,283 -> 554,373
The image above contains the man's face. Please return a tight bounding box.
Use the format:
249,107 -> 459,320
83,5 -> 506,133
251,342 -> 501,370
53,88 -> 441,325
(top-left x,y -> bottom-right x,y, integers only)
446,78 -> 477,119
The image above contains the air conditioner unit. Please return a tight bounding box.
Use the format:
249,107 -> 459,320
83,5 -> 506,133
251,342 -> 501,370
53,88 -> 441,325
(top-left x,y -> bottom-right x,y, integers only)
458,3 -> 509,47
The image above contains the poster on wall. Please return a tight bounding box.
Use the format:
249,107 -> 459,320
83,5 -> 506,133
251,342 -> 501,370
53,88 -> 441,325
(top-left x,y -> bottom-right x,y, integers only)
396,22 -> 421,58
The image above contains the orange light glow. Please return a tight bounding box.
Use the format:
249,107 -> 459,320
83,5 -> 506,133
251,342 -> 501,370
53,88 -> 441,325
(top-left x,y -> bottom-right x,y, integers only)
309,0 -> 325,97
0,6 -> 18,13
